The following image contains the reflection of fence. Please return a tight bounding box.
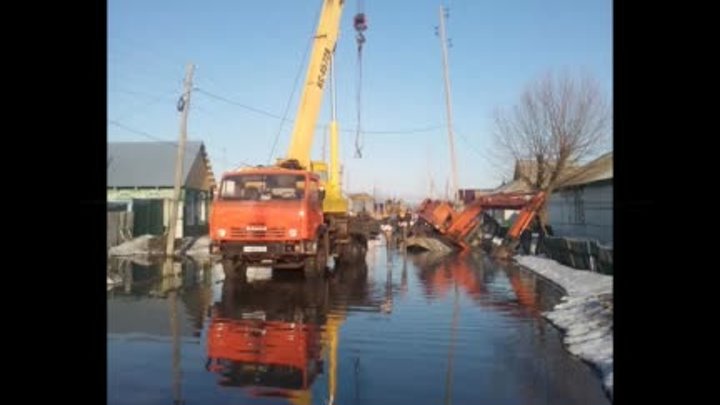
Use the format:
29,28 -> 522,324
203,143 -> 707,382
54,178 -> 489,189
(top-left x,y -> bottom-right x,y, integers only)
108,212 -> 134,250
526,236 -> 612,275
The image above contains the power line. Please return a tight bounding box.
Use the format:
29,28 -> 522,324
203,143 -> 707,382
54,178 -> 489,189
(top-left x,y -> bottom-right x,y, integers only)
195,87 -> 288,121
266,13 -> 318,164
362,125 -> 444,135
109,88 -> 179,121
454,130 -> 500,173
108,119 -> 178,144
455,131 -> 485,157
109,119 -> 242,168
195,87 -> 445,135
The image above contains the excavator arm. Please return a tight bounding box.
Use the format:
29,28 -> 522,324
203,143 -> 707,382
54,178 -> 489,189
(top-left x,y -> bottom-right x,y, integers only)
414,192 -> 547,252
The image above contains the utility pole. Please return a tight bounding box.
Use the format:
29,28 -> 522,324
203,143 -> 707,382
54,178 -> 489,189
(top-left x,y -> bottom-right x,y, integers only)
438,5 -> 459,204
166,63 -> 195,257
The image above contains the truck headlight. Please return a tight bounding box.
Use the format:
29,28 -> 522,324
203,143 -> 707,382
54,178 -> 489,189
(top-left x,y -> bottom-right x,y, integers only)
217,228 -> 227,238
288,228 -> 298,237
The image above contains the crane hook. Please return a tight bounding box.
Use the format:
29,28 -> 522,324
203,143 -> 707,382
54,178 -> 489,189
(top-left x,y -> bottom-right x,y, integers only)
353,12 -> 367,159
354,13 -> 367,50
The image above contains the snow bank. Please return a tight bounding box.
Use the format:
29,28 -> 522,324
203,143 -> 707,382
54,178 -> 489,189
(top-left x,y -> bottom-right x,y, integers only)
109,235 -> 216,258
405,236 -> 453,253
177,235 -> 213,258
516,255 -> 614,400
108,235 -> 164,256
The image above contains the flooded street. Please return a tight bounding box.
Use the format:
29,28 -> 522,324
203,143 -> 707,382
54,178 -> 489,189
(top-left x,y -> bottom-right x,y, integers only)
108,243 -> 610,405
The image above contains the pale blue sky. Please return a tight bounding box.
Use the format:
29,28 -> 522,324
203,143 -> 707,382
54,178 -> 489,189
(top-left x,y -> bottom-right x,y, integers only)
108,0 -> 612,202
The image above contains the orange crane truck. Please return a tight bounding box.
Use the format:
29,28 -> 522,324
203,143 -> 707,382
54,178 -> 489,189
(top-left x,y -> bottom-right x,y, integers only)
209,0 -> 374,279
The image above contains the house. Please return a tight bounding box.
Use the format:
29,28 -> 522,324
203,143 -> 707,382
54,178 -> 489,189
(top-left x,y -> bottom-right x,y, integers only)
348,192 -> 375,215
107,141 -> 216,239
547,152 -> 613,245
457,188 -> 495,204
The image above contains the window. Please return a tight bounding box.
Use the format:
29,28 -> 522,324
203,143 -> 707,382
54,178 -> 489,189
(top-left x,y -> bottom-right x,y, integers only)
219,174 -> 307,201
199,192 -> 206,223
308,179 -> 320,205
185,191 -> 196,225
573,188 -> 585,224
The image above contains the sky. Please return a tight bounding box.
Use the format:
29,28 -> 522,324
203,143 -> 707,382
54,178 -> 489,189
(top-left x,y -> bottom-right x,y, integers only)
107,0 -> 612,202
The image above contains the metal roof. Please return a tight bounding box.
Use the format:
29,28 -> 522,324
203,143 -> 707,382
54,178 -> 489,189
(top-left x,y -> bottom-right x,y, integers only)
557,152 -> 613,188
107,141 -> 206,188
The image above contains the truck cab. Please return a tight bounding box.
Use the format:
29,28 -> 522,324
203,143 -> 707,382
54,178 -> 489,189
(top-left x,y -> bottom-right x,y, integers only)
209,167 -> 328,276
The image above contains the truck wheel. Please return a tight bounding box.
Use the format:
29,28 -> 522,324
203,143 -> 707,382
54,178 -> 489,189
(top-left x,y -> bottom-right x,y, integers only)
304,235 -> 328,278
222,259 -> 247,282
338,234 -> 367,264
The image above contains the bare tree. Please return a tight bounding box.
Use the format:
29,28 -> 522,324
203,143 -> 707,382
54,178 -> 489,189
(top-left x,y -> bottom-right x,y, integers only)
493,70 -> 611,227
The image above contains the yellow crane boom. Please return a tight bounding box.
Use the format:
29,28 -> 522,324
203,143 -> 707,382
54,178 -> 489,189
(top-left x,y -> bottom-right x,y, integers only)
281,0 -> 348,215
286,0 -> 344,169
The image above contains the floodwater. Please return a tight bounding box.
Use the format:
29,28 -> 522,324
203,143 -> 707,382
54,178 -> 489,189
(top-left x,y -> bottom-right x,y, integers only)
107,242 -> 611,405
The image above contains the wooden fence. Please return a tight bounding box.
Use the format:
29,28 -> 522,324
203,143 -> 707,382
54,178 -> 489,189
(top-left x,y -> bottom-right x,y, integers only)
108,211 -> 134,250
521,234 -> 613,275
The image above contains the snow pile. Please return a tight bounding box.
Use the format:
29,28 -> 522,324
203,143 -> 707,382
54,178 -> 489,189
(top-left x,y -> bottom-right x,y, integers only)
108,235 -> 164,256
405,236 -> 453,253
177,236 -> 213,257
516,255 -> 614,399
110,235 -> 215,258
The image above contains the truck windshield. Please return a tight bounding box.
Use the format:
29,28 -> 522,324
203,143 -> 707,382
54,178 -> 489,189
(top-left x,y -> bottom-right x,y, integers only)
219,174 -> 306,201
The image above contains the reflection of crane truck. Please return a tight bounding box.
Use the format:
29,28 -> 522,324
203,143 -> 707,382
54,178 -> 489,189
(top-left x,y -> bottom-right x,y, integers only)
206,279 -> 327,395
209,0 -> 374,279
207,261 -> 383,404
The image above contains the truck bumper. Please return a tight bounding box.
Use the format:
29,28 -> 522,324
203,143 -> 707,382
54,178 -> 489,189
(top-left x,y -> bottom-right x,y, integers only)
213,240 -> 316,267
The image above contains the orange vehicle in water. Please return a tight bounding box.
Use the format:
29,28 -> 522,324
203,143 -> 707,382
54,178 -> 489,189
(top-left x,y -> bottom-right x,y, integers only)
210,167 -> 329,277
205,276 -> 327,399
206,261 -> 383,404
414,191 -> 547,253
209,0 -> 374,278
207,319 -> 323,391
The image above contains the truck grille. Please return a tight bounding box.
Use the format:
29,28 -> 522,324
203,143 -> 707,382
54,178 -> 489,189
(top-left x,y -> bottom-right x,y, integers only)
230,227 -> 286,238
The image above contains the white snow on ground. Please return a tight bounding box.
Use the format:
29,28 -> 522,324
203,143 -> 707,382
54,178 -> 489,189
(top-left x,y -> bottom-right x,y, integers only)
178,236 -> 212,257
108,235 -> 163,256
109,235 -> 216,258
516,255 -> 614,400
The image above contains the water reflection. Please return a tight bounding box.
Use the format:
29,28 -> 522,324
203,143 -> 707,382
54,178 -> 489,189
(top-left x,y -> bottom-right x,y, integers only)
411,250 -> 555,318
108,246 -> 609,405
206,261 -> 387,403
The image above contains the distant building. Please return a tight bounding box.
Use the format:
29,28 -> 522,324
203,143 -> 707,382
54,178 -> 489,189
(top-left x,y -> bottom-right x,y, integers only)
107,141 -> 216,239
348,192 -> 375,215
467,159 -> 586,225
457,188 -> 495,204
547,152 -> 613,245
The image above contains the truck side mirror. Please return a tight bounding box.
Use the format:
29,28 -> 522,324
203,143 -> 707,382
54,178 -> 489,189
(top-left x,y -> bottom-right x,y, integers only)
319,189 -> 326,201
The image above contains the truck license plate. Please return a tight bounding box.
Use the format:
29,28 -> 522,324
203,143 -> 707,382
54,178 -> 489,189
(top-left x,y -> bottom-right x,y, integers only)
243,246 -> 267,252
246,266 -> 272,281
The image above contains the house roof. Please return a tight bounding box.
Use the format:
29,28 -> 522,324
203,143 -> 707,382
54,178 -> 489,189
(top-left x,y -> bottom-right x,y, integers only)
108,141 -> 215,188
493,179 -> 535,194
348,192 -> 374,201
495,152 -> 612,193
513,159 -> 583,183
556,152 -> 613,188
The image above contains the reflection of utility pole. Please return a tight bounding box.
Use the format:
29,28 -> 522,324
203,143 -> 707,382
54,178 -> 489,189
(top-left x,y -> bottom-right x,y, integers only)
401,253 -> 408,295
166,259 -> 183,405
166,63 -> 196,257
122,259 -> 133,294
384,255 -> 393,314
443,281 -> 459,405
